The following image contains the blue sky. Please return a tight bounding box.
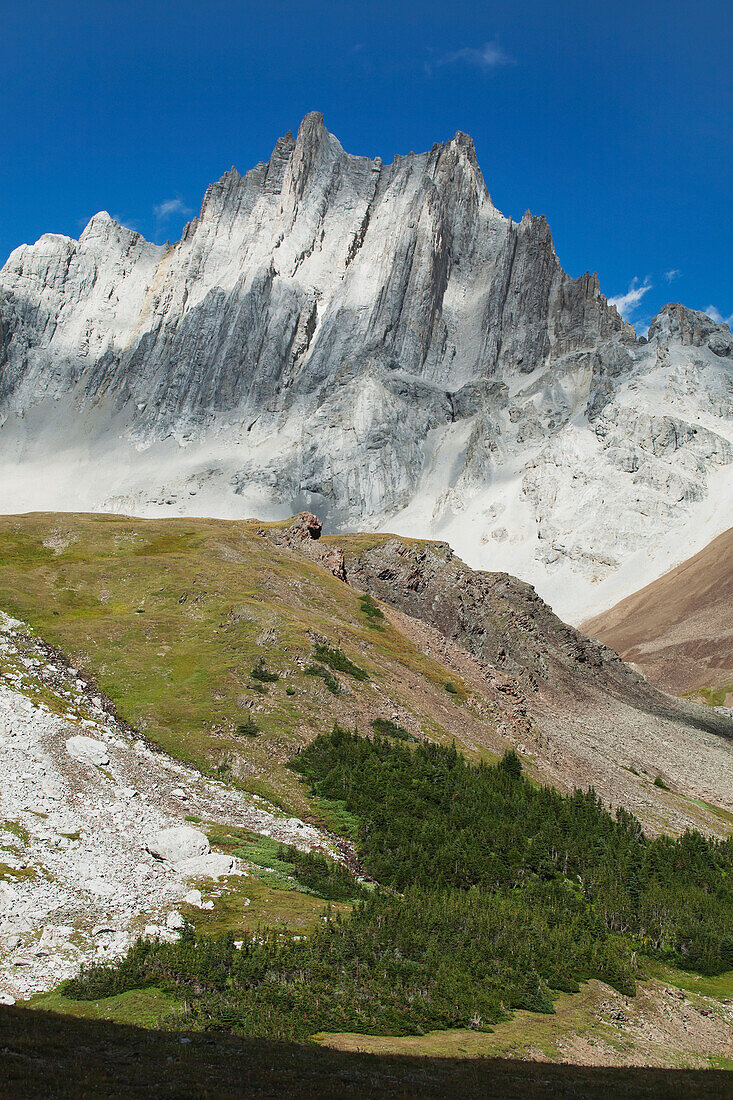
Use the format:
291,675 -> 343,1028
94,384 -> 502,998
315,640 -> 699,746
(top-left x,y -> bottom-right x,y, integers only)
2,0 -> 731,333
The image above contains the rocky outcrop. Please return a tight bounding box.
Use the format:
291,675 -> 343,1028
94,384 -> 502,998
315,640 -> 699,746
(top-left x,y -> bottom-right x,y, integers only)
273,512 -> 347,580
286,511 -> 323,541
0,115 -> 731,619
345,536 -> 733,738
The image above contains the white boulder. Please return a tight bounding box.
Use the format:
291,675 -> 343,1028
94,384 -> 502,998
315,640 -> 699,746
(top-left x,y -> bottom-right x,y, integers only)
145,826 -> 209,864
176,853 -> 234,878
65,735 -> 109,767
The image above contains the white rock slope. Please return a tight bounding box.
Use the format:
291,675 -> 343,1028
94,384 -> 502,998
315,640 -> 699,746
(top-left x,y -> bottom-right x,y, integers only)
0,113 -> 731,619
0,611 -> 330,1002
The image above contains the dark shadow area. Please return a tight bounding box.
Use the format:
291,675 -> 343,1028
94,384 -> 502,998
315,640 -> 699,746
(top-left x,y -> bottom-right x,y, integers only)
1,1005 -> 729,1099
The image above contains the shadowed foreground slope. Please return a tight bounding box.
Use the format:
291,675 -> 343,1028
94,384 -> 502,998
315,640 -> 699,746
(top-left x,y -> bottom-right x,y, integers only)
1,1005 -> 729,1099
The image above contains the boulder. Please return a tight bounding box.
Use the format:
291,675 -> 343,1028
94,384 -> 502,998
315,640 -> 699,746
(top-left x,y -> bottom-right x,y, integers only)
81,876 -> 115,898
65,735 -> 110,767
184,888 -> 215,908
176,853 -> 234,878
145,826 -> 210,864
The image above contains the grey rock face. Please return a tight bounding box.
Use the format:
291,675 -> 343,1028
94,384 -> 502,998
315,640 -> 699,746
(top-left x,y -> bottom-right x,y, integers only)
0,114 -> 731,618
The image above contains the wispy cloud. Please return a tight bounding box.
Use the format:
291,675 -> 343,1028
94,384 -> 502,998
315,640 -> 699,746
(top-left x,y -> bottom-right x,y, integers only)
664,268 -> 681,283
153,197 -> 193,223
428,41 -> 514,75
608,277 -> 653,321
112,214 -> 141,233
706,305 -> 733,327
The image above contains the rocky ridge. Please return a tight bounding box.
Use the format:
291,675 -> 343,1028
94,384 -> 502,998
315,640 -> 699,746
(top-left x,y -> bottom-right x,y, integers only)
269,515 -> 733,834
0,113 -> 731,619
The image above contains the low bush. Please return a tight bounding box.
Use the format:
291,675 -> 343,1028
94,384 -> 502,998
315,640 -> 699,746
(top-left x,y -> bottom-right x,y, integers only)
235,716 -> 259,737
359,594 -> 385,629
313,642 -> 368,681
305,664 -> 342,695
371,718 -> 415,741
251,658 -> 279,683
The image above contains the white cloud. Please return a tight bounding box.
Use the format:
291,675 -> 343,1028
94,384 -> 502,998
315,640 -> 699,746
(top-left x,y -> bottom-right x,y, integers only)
664,268 -> 681,282
706,305 -> 733,327
112,214 -> 141,233
608,277 -> 653,320
153,197 -> 193,223
433,41 -> 514,72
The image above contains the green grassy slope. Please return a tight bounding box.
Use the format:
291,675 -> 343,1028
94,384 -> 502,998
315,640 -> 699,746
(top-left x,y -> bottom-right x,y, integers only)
0,512 -> 500,818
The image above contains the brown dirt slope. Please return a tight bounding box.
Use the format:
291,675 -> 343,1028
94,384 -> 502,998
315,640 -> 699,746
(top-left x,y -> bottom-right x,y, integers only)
582,528 -> 733,699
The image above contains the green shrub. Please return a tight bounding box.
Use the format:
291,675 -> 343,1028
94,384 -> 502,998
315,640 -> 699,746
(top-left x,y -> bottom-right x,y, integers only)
371,718 -> 415,741
235,715 -> 259,737
278,844 -> 369,901
444,681 -> 458,694
313,642 -> 368,681
305,664 -> 342,695
359,594 -> 385,629
251,658 -> 279,683
654,775 -> 670,790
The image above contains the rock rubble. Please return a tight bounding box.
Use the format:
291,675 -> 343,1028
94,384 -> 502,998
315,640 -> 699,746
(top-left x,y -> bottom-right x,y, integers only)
0,611 -> 331,1002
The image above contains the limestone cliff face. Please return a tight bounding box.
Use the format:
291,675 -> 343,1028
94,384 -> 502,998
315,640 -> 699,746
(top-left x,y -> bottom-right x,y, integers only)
0,113 -> 731,619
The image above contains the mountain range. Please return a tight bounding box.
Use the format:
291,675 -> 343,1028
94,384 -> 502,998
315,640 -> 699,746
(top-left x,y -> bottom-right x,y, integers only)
1,111 -> 731,621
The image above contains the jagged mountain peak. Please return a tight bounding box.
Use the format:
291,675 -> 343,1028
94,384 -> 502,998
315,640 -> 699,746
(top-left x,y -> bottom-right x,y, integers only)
0,117 -> 730,622
295,108 -> 329,141
648,302 -> 732,350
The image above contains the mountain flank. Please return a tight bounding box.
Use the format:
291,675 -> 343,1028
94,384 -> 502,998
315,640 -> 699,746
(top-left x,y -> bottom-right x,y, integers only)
1,511 -> 731,1073
583,528 -> 733,702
